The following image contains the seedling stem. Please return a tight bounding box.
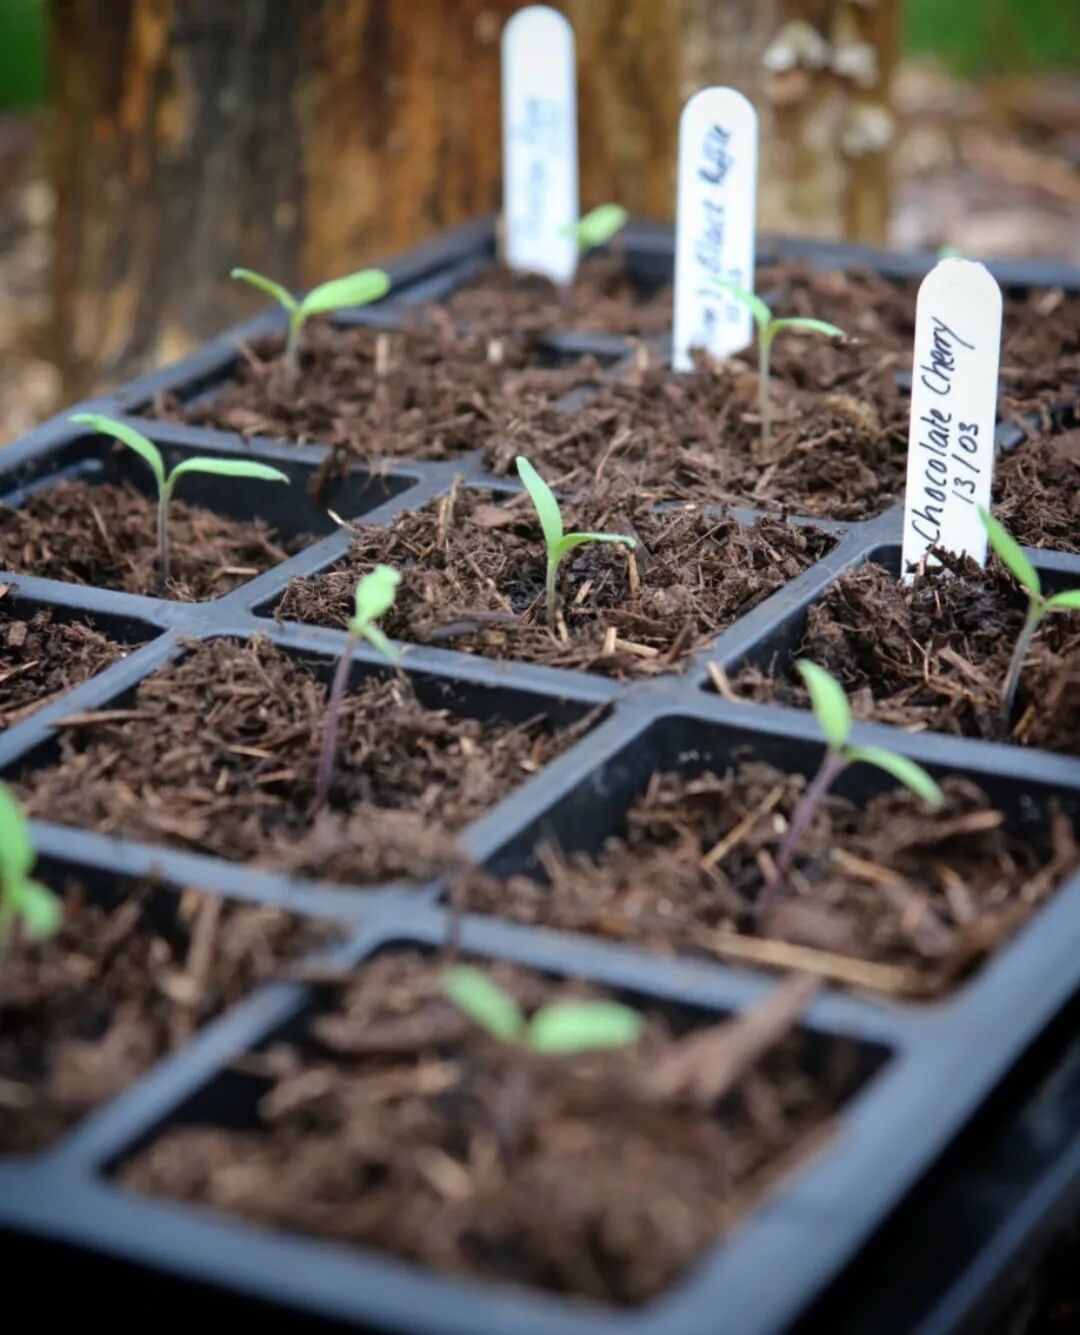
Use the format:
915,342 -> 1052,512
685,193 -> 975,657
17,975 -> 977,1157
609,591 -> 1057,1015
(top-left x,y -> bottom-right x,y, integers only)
516,456 -> 636,629
70,415 -> 289,590
313,565 -> 401,814
231,266 -> 391,382
760,662 -> 943,913
979,508 -> 1080,735
710,282 -> 845,453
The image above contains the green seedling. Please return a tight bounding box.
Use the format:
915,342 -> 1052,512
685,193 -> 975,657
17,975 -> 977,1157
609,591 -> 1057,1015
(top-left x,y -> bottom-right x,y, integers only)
70,414 -> 289,589
516,456 -> 636,629
709,281 -> 845,452
230,266 -> 391,380
444,965 -> 645,1054
0,783 -> 60,973
560,203 -> 629,255
979,508 -> 1080,733
761,662 -> 943,908
313,564 -> 402,813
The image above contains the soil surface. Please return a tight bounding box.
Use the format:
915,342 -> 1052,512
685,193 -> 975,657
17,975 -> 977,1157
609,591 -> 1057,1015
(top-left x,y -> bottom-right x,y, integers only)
434,257 -> 1080,410
0,604 -> 133,730
17,636 -> 591,886
276,485 -> 833,678
753,261 -> 1080,411
153,322 -> 609,468
118,950 -> 861,1307
0,480 -> 300,600
0,879 -> 338,1155
434,251 -> 674,339
458,763 -> 1078,1000
145,277 -> 1075,524
731,553 -> 1080,755
993,424 -> 1080,552
481,355 -> 909,519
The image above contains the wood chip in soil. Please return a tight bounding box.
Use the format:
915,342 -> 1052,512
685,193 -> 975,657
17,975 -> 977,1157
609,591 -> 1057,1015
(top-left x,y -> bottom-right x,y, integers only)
732,552 -> 1080,755
432,252 -> 674,338
0,606 -> 134,730
434,257 -> 1079,408
277,485 -> 834,678
16,636 -> 593,886
481,354 -> 910,520
457,762 -> 1078,1000
117,951 -> 867,1307
753,261 -> 1080,413
0,480 -> 302,600
0,878 -> 339,1155
151,322 -> 610,466
992,424 -> 1080,552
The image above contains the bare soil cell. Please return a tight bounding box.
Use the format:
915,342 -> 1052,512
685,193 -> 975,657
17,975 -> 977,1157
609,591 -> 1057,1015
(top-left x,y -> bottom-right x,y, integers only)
118,950 -> 863,1307
0,604 -> 133,730
481,356 -> 910,520
154,323 -> 608,468
16,636 -> 592,887
731,554 -> 1080,756
434,251 -> 674,339
0,480 -> 300,600
276,484 -> 833,678
458,763 -> 1078,1000
0,880 -> 338,1155
993,424 -> 1080,552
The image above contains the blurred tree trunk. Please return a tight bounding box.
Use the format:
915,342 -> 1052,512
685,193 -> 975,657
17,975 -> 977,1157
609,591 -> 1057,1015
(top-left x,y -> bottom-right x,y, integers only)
50,0 -> 900,397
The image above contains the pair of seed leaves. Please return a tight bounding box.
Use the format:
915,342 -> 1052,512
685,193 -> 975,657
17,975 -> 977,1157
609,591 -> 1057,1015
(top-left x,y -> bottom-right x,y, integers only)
70,414 -> 290,500
445,966 -> 644,1054
231,268 -> 390,324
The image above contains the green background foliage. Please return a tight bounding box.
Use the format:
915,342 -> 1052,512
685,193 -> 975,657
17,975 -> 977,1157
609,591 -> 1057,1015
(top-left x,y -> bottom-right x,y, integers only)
904,0 -> 1080,74
0,0 -> 46,108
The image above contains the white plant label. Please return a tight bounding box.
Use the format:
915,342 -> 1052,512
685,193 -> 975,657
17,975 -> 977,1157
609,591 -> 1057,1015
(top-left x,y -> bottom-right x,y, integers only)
901,259 -> 1002,580
501,5 -> 578,284
672,87 -> 758,372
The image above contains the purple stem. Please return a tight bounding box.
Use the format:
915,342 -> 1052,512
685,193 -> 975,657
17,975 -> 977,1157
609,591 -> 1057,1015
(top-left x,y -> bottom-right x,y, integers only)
313,634 -> 356,815
757,748 -> 845,918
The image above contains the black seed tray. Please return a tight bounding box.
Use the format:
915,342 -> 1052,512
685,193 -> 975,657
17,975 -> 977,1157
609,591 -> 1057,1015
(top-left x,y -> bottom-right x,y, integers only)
0,220 -> 1079,1334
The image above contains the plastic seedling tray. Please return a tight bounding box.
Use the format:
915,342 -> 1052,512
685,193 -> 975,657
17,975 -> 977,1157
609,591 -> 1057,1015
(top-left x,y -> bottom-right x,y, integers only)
792,979 -> 1080,1334
0,219 -> 1078,1334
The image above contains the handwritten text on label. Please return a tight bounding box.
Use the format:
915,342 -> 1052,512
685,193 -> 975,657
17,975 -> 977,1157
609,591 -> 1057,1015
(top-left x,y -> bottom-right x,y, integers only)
901,260 -> 1002,579
673,87 -> 758,371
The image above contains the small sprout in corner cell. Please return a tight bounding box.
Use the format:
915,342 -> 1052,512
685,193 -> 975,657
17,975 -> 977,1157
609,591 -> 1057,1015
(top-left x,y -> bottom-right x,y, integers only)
0,783 -> 61,974
709,281 -> 845,453
69,414 -> 289,590
313,564 -> 402,814
979,508 -> 1080,734
444,966 -> 645,1054
761,662 -> 943,910
516,456 -> 636,630
230,265 -> 391,381
560,203 -> 630,256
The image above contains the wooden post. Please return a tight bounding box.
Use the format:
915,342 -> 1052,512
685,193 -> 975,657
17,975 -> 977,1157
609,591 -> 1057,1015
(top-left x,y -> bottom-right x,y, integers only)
50,0 -> 901,397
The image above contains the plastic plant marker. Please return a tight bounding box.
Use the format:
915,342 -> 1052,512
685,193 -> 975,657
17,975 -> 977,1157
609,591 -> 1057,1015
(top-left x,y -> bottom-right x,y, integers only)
901,259 -> 1003,580
672,87 -> 759,371
501,5 -> 578,284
